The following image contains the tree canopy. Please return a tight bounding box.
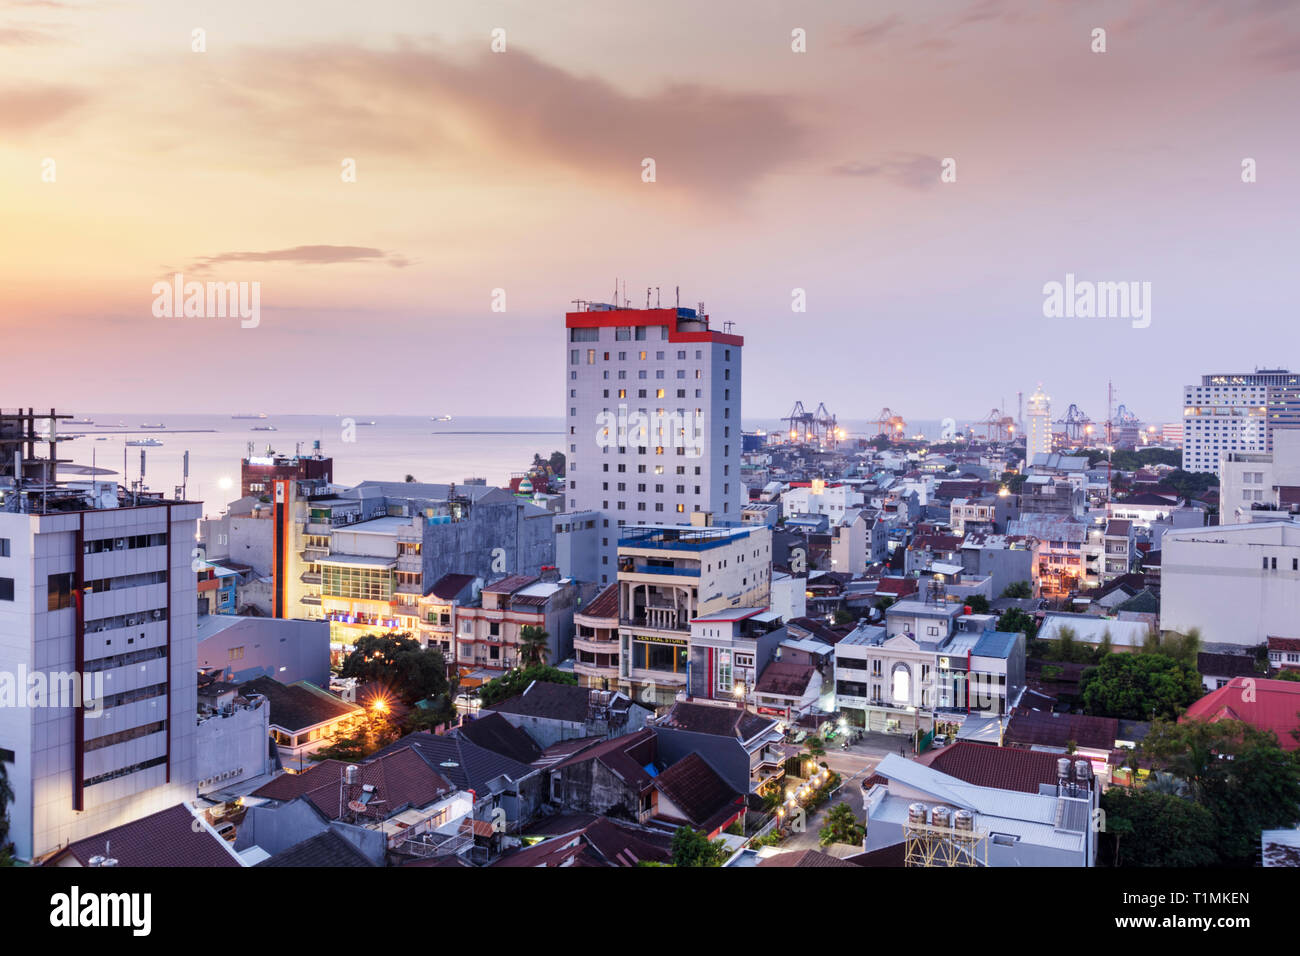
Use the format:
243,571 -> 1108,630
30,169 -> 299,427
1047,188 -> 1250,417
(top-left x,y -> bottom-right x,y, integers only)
338,633 -> 449,705
1139,718 -> 1300,866
1099,787 -> 1218,867
670,826 -> 730,867
1079,653 -> 1203,720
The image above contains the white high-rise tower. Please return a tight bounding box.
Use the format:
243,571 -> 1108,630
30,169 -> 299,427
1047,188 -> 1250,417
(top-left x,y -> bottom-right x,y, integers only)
1025,385 -> 1052,461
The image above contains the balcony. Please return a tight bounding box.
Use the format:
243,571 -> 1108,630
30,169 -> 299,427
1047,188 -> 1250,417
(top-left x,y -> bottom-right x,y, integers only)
619,563 -> 700,578
300,572 -> 322,585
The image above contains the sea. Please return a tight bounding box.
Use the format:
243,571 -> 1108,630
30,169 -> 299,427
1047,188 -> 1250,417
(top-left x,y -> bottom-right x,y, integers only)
55,412 -> 950,518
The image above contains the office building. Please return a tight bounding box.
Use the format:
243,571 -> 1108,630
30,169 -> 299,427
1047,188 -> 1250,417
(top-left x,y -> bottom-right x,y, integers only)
1,409 -> 199,860
1181,369 -> 1300,475
565,301 -> 744,584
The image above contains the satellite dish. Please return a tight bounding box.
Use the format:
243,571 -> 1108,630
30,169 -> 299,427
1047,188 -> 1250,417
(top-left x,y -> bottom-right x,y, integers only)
347,800 -> 368,814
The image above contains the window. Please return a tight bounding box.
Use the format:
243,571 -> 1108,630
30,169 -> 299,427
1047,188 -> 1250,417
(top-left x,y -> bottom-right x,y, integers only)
48,572 -> 76,611
0,577 -> 13,601
0,538 -> 9,557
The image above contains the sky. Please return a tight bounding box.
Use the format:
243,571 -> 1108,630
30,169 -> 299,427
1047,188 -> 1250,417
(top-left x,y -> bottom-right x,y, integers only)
2,0 -> 1298,426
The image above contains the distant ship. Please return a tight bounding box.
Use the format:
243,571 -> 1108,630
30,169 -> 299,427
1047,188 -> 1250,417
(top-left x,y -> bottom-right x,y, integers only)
232,413 -> 268,420
356,420 -> 377,426
431,415 -> 453,422
127,438 -> 163,447
140,423 -> 165,428
251,425 -> 277,431
95,422 -> 124,428
68,418 -> 94,425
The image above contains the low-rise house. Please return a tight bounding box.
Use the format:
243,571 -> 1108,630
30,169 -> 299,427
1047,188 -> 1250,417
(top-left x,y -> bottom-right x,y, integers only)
250,746 -> 471,856
1268,636 -> 1300,674
652,700 -> 785,795
651,751 -> 745,838
495,812 -> 672,867
455,573 -> 578,675
861,752 -> 1098,867
236,795 -> 386,867
752,660 -> 822,721
1197,651 -> 1259,692
1037,612 -> 1151,652
1004,709 -> 1120,777
480,681 -> 652,748
1182,677 -> 1300,752
534,729 -> 658,821
43,804 -> 241,868
417,572 -> 478,659
368,730 -> 546,830
237,675 -> 363,767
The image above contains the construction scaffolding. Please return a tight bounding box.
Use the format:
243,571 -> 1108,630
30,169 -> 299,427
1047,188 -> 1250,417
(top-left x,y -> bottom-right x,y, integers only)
902,803 -> 988,867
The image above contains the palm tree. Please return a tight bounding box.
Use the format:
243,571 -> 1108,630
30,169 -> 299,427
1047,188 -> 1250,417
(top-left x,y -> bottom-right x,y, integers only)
519,625 -> 550,668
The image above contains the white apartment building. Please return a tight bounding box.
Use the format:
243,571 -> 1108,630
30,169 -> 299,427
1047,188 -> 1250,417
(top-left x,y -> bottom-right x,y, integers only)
1220,429 -> 1300,523
0,490 -> 201,861
1025,386 -> 1052,462
1182,369 -> 1300,475
616,518 -> 771,706
1161,519 -> 1300,647
565,303 -> 744,585
779,480 -> 865,526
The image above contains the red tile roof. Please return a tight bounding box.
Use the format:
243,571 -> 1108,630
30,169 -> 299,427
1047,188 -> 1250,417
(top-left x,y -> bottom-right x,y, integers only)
924,742 -> 1066,794
45,804 -> 239,868
427,573 -> 477,600
1268,637 -> 1300,654
252,746 -> 454,820
653,752 -> 742,834
1182,677 -> 1300,751
581,582 -> 620,620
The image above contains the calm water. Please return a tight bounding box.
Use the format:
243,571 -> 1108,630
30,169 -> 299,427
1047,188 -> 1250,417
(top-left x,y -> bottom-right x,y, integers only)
57,412 -> 952,518
59,414 -> 566,518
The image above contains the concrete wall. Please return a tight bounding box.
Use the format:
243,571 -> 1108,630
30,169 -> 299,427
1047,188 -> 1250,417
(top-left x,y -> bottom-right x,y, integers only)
197,616 -> 331,688
196,698 -> 271,793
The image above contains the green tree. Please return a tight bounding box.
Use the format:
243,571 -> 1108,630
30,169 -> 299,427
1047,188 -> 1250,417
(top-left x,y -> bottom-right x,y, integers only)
996,607 -> 1038,641
804,736 -> 826,759
1001,580 -> 1033,599
819,803 -> 866,847
965,594 -> 991,615
670,826 -> 729,867
1079,653 -> 1203,720
833,608 -> 855,625
518,625 -> 551,668
1275,669 -> 1300,682
1099,788 -> 1218,867
1140,718 -> 1300,866
548,450 -> 566,477
338,633 -> 449,705
310,707 -> 401,762
1146,628 -> 1201,668
477,667 -> 577,707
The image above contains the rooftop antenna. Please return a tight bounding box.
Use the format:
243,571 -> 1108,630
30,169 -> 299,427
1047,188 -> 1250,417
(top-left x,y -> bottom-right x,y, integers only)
656,287 -> 661,308
676,286 -> 680,309
182,450 -> 189,500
